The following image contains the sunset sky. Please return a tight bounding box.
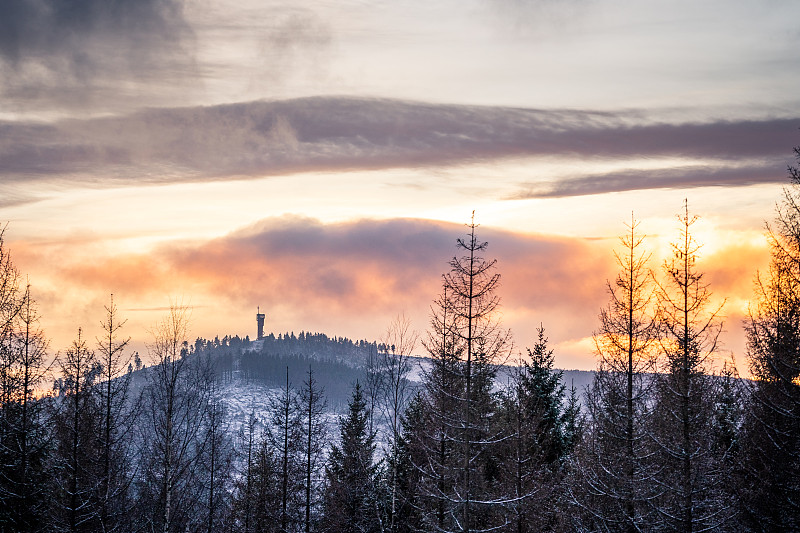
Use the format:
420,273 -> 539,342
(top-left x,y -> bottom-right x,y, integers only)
2,0 -> 799,370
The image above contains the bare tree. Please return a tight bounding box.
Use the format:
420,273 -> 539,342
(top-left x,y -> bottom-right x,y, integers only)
95,294 -> 134,531
364,344 -> 381,440
0,233 -> 53,531
137,303 -> 212,533
0,225 -> 24,430
379,314 -> 418,532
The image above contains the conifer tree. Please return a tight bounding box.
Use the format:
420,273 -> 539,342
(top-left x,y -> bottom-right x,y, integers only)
231,413 -> 282,533
496,326 -> 573,532
322,382 -> 381,533
298,366 -> 327,533
391,392 -> 427,533
95,294 -> 134,532
199,395 -> 233,533
50,328 -> 103,532
415,215 -> 512,533
574,215 -> 659,532
267,366 -> 302,533
650,202 -> 731,532
0,284 -> 51,532
251,434 -> 282,532
738,144 -> 800,531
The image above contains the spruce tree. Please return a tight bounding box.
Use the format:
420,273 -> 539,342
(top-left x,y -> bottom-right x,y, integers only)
415,215 -> 511,533
650,202 -> 731,532
230,413 -> 282,533
391,392 -> 427,533
298,366 -> 327,533
50,328 -> 103,532
496,326 -> 572,532
95,295 -> 134,532
574,215 -> 658,532
322,382 -> 381,533
0,284 -> 51,532
739,144 -> 800,531
266,367 -> 301,533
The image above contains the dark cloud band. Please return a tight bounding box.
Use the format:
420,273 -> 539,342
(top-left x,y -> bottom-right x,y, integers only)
0,0 -> 189,67
1,97 -> 796,200
515,163 -> 786,199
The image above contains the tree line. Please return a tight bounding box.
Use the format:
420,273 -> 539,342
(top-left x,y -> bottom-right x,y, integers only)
0,145 -> 799,532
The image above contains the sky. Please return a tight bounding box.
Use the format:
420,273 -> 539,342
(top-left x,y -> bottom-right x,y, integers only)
1,0 -> 799,371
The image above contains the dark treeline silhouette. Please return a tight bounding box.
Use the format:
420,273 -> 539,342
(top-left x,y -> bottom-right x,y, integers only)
1,145 -> 800,532
255,332 -> 375,364
189,332 -> 379,407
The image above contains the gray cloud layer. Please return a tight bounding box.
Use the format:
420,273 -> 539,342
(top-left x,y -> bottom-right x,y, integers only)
0,0 -> 186,64
516,163 -> 787,199
1,96 -> 796,204
0,0 -> 193,110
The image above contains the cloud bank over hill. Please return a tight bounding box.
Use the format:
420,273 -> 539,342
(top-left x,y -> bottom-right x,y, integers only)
15,215 -> 761,370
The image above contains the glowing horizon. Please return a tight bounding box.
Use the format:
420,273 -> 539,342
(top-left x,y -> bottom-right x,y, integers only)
1,0 -> 798,372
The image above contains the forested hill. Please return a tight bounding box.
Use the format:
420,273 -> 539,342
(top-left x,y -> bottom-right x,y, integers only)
186,331 -> 377,407
186,330 -> 595,408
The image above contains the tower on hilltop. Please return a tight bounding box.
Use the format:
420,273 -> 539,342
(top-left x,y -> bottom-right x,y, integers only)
256,307 -> 265,340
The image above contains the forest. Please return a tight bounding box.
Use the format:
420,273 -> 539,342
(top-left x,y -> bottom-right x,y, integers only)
1,145 -> 799,533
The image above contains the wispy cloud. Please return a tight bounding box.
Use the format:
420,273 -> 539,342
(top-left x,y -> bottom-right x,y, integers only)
1,97 -> 796,203
515,162 -> 786,199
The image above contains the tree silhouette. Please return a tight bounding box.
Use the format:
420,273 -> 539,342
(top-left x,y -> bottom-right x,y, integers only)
575,215 -> 659,532
650,202 -> 731,532
739,144 -> 800,531
414,214 -> 512,532
322,382 -> 381,533
136,304 -> 212,533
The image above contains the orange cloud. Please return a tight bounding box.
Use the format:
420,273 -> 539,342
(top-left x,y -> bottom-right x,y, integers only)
7,216 -> 770,371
